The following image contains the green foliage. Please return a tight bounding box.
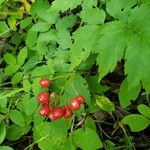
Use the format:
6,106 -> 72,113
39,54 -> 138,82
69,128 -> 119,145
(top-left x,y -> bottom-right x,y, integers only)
96,96 -> 115,112
72,127 -> 103,150
122,104 -> 150,132
1,0 -> 150,149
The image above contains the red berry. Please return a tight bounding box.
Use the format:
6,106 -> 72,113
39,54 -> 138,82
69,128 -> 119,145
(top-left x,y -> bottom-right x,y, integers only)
39,105 -> 50,116
62,105 -> 72,119
69,98 -> 80,111
75,95 -> 85,104
39,78 -> 51,88
37,92 -> 50,104
49,108 -> 64,121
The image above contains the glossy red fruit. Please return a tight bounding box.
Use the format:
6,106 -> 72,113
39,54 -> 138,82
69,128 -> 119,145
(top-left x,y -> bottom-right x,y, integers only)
39,78 -> 51,88
62,105 -> 72,119
49,108 -> 64,121
37,92 -> 50,104
69,98 -> 80,111
75,95 -> 85,104
39,105 -> 50,116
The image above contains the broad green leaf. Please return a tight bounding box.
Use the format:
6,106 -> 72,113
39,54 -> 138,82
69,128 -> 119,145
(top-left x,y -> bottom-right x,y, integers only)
85,117 -> 96,130
56,15 -> 77,30
138,104 -> 150,119
80,8 -> 105,24
51,0 -> 83,12
26,30 -> 37,47
6,124 -> 31,141
125,34 -> 150,91
20,17 -> 32,29
38,30 -> 57,42
72,128 -> 103,150
106,0 -> 138,18
4,53 -> 16,65
56,28 -> 72,49
0,0 -> 5,5
96,96 -> 115,112
124,4 -> 150,91
10,110 -> 25,127
70,25 -> 100,69
34,120 -> 71,150
62,74 -> 91,105
17,47 -> 28,66
7,17 -> 16,30
22,95 -> 38,115
0,98 -> 7,108
96,21 -> 131,81
82,0 -> 97,10
122,114 -> 150,132
4,64 -> 19,76
59,137 -> 76,150
119,79 -> 141,108
23,56 -> 40,71
87,76 -> 109,94
31,22 -> 50,32
23,79 -> 31,92
0,146 -> 14,150
0,122 -> 6,144
12,72 -> 23,84
38,8 -> 59,25
0,21 -> 9,37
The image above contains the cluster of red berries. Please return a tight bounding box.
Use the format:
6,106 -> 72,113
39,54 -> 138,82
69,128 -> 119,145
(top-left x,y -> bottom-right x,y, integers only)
36,78 -> 85,121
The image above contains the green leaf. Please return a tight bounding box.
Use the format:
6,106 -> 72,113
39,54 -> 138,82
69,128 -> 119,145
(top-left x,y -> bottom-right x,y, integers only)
72,128 -> 103,150
4,53 -> 16,65
87,76 -> 109,94
7,17 -> 16,30
26,30 -> 37,48
4,64 -> 19,76
6,124 -> 31,141
20,17 -> 32,29
0,0 -> 5,5
12,72 -> 23,84
82,0 -> 97,10
124,4 -> 150,91
51,0 -> 83,12
0,146 -> 14,150
119,79 -> 141,108
23,79 -> 31,92
138,104 -> 150,119
17,47 -> 28,66
96,21 -> 130,81
96,96 -> 115,112
85,117 -> 96,130
10,110 -> 25,127
0,21 -> 9,37
122,114 -> 150,132
59,137 -> 75,150
22,95 -> 38,115
31,22 -> 50,32
70,25 -> 100,69
34,120 -> 71,150
62,74 -> 91,105
56,15 -> 77,30
0,98 -> 7,108
106,0 -> 138,18
57,28 -> 72,49
0,122 -> 6,144
80,8 -> 105,24
38,30 -> 57,42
